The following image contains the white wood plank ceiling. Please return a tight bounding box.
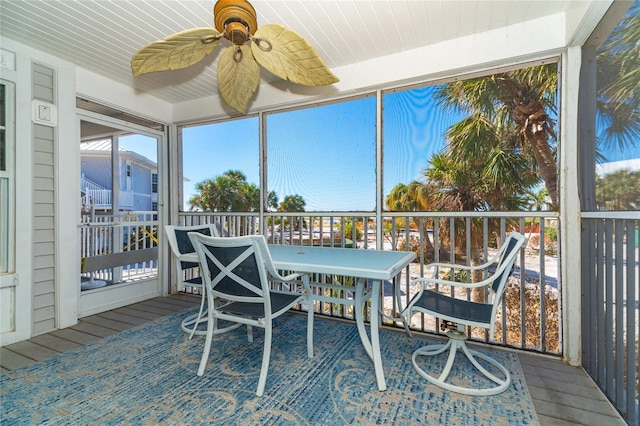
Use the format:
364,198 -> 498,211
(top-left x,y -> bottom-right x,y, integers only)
1,0 -> 576,105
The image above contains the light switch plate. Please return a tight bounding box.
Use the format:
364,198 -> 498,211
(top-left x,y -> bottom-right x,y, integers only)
32,100 -> 57,126
0,49 -> 16,70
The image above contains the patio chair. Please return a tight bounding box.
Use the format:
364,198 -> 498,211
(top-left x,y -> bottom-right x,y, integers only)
188,233 -> 312,396
401,232 -> 526,396
165,223 -> 240,338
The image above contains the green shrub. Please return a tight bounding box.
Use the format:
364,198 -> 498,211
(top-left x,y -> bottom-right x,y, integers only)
545,227 -> 557,241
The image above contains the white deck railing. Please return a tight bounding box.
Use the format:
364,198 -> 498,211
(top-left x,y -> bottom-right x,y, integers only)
177,210 -> 561,355
81,176 -> 111,209
80,211 -> 158,285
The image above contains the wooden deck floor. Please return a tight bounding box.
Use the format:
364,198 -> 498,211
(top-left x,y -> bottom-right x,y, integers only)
1,294 -> 625,425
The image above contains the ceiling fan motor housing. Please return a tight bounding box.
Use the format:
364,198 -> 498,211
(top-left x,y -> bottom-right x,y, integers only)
214,0 -> 258,45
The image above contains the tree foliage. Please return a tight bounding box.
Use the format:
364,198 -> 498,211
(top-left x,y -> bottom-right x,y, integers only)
596,168 -> 640,210
434,64 -> 559,208
596,2 -> 640,150
277,194 -> 307,231
188,170 -> 277,212
278,194 -> 306,212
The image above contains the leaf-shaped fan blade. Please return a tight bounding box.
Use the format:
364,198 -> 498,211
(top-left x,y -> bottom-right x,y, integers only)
217,45 -> 260,114
131,28 -> 222,77
251,24 -> 339,86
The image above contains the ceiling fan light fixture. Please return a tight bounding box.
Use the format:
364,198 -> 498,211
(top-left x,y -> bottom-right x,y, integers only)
224,20 -> 250,45
214,0 -> 257,43
131,0 -> 339,115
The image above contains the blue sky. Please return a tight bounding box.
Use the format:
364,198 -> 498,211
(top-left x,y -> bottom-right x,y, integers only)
177,90 -> 453,211
122,84 -> 638,212
265,97 -> 377,211
181,98 -> 379,211
599,141 -> 640,163
182,117 -> 260,191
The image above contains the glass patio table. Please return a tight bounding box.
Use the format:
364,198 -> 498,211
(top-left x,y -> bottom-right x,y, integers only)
268,244 -> 416,391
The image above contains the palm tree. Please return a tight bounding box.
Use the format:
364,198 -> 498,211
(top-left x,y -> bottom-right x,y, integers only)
386,183 -> 436,259
525,188 -> 552,212
434,64 -> 560,209
596,168 -> 640,210
596,2 -> 640,150
386,183 -> 420,211
417,131 -> 538,301
523,187 -> 552,240
277,194 -> 306,231
433,6 -> 639,208
189,169 -> 277,212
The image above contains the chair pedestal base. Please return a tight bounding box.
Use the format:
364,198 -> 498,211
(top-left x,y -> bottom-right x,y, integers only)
412,331 -> 511,396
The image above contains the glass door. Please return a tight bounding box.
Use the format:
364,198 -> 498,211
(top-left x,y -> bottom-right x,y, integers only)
78,111 -> 165,315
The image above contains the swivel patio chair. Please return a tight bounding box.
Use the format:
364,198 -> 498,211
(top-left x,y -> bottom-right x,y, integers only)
401,232 -> 526,396
165,223 -> 240,338
188,233 -> 312,396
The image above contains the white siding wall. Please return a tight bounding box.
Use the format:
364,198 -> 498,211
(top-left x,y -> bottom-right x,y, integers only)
1,37 -> 78,344
32,63 -> 57,334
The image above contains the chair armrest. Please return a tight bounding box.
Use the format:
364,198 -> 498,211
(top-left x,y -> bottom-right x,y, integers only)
274,272 -> 305,282
270,273 -> 313,296
412,274 -> 496,290
425,257 -> 497,274
420,252 -> 507,288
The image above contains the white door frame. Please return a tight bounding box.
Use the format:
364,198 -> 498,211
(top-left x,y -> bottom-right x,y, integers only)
76,109 -> 168,317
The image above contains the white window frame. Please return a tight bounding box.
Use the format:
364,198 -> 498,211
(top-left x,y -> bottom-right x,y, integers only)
0,80 -> 16,282
0,80 -> 17,337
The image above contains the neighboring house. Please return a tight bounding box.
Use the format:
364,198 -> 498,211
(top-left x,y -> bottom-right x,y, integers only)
80,140 -> 158,212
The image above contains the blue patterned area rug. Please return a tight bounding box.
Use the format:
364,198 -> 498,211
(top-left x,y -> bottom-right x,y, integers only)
1,310 -> 539,425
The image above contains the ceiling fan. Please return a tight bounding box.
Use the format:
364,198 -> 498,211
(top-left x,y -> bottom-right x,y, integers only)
131,0 -> 339,114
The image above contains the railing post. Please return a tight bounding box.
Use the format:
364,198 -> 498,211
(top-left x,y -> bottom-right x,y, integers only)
560,46 -> 582,366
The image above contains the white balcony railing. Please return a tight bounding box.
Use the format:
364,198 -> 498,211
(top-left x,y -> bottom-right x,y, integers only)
80,211 -> 158,285
177,210 -> 561,355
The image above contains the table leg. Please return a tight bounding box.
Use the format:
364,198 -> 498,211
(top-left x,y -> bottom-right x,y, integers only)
355,278 -> 373,359
370,279 -> 386,391
355,277 -> 387,391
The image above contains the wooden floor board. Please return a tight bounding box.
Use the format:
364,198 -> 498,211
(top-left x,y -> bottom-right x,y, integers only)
168,293 -> 200,303
536,414 -> 582,426
29,334 -> 81,353
0,347 -> 35,370
112,306 -> 163,320
519,353 -> 584,377
71,321 -> 120,338
138,298 -> 185,311
528,384 -> 617,415
4,341 -> 60,362
156,296 -> 198,308
0,294 -> 626,425
81,315 -> 136,332
49,328 -> 102,346
520,361 -> 591,385
523,371 -> 603,400
122,302 -> 175,316
533,399 -> 626,425
95,310 -> 149,326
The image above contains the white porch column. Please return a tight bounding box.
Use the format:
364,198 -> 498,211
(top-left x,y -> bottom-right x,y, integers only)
559,46 -> 582,366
